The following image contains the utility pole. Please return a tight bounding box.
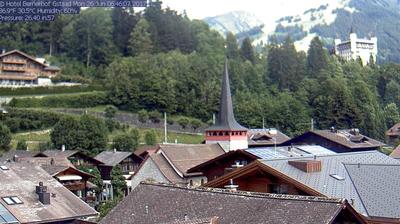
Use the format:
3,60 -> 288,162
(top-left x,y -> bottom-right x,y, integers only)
164,112 -> 167,144
311,118 -> 314,131
262,117 -> 265,130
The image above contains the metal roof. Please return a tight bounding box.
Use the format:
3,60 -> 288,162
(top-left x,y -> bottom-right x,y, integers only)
261,151 -> 400,218
206,60 -> 247,131
344,164 -> 400,218
0,204 -> 18,224
246,145 -> 336,160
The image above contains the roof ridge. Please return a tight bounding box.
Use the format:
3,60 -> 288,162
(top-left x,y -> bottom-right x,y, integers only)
261,150 -> 380,161
343,163 -> 400,167
140,182 -> 344,204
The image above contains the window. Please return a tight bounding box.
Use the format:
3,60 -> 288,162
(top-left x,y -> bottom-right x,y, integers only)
2,196 -> 23,205
0,166 -> 9,171
201,179 -> 205,185
269,184 -> 289,194
10,197 -> 22,204
330,174 -> 345,181
189,180 -> 193,186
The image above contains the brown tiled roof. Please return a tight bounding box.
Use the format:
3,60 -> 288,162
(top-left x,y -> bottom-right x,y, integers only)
134,145 -> 159,158
159,144 -> 225,176
99,182 -> 366,224
18,156 -> 73,167
286,130 -> 384,149
150,154 -> 184,183
0,162 -> 97,223
386,123 -> 400,137
247,129 -> 290,147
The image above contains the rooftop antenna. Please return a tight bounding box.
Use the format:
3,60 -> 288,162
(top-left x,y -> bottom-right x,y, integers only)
164,112 -> 167,144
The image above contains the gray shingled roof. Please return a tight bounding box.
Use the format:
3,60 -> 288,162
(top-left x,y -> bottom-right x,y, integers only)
206,60 -> 247,131
100,183 -> 363,224
261,150 -> 400,218
95,151 -> 133,166
39,150 -> 79,158
0,150 -> 35,162
344,164 -> 400,219
0,162 -> 97,223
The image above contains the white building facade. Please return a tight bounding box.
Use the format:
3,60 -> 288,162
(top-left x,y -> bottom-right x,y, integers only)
334,32 -> 377,66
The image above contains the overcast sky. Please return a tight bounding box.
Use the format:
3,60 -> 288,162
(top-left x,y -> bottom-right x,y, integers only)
163,0 -> 330,25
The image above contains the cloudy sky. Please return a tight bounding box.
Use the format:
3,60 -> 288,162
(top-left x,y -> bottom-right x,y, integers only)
163,0 -> 330,24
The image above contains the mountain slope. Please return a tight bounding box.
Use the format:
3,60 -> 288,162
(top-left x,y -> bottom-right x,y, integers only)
204,0 -> 400,63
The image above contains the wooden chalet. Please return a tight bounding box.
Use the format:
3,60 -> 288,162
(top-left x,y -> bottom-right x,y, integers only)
0,162 -> 97,223
283,128 -> 385,153
204,151 -> 400,223
35,149 -> 103,167
0,50 -> 60,85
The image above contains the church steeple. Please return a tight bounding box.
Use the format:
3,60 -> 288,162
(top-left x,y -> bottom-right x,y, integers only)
205,60 -> 248,152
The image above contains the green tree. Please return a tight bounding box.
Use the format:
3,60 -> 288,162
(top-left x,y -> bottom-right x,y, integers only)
384,103 -> 400,128
240,37 -> 255,64
50,116 -> 82,150
79,114 -> 108,153
128,18 -> 153,56
111,7 -> 138,55
226,32 -> 239,59
112,129 -> 139,152
178,117 -> 190,128
111,167 -> 126,198
144,130 -> 157,145
0,124 -> 11,151
307,36 -> 328,77
138,109 -> 149,123
16,140 -> 27,151
105,105 -> 117,119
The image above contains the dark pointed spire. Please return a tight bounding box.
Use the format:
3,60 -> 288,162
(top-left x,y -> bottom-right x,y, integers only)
206,59 -> 247,131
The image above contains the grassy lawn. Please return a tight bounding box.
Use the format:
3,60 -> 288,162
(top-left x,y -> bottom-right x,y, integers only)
11,130 -> 51,151
11,127 -> 204,152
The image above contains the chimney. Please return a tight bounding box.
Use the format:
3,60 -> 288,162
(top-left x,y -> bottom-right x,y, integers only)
288,160 -> 322,173
113,148 -> 117,153
1,49 -> 5,54
61,145 -> 65,152
224,179 -> 238,192
13,155 -> 19,162
36,182 -> 50,205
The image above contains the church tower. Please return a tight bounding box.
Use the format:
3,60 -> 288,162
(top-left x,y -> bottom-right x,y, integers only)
205,60 -> 248,152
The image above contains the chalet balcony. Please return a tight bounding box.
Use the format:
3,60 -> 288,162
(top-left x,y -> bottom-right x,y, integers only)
2,59 -> 27,64
2,65 -> 26,72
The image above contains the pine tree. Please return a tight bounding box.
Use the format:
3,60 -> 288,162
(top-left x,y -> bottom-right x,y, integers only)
128,18 -> 153,56
307,36 -> 328,78
240,37 -> 256,64
226,32 -> 239,59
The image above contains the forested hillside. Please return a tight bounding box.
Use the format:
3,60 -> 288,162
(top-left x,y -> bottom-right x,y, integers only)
1,2 -> 400,140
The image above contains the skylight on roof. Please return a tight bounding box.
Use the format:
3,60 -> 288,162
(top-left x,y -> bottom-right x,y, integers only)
10,197 -> 22,204
330,174 -> 345,181
2,198 -> 14,205
2,197 -> 22,205
0,166 -> 9,171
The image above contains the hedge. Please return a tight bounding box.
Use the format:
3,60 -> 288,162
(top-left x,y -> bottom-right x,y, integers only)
7,91 -> 108,108
0,85 -> 106,96
2,108 -> 68,133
